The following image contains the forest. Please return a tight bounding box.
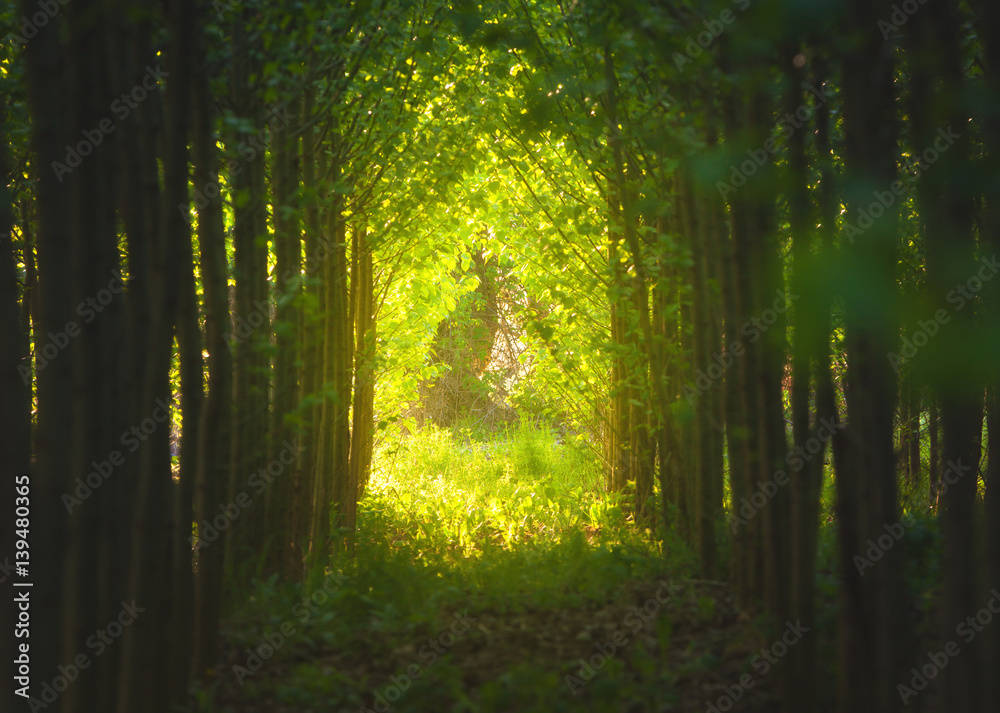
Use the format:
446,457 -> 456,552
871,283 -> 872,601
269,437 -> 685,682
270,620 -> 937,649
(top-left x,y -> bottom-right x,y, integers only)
2,0 -> 1000,711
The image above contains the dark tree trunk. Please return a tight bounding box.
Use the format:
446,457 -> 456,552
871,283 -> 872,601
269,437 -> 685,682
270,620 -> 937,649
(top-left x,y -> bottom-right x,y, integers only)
651,215 -> 683,542
163,0 -> 199,698
972,0 -> 1000,705
114,3 -> 183,703
718,49 -> 767,612
680,167 -> 722,578
21,3 -> 74,709
295,83 -> 322,576
191,0 -> 233,678
225,7 -> 271,576
785,44 -> 826,713
24,0 -> 142,710
909,4 -> 982,711
910,0 -> 984,712
836,2 -> 908,711
268,100 -> 301,577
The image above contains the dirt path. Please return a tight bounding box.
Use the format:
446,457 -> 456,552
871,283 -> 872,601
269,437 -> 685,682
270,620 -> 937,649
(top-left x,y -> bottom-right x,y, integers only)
207,577 -> 784,713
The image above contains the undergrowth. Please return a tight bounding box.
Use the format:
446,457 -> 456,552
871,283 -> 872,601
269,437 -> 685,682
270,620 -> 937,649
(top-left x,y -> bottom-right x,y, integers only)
202,423 -> 698,712
349,422 -> 696,610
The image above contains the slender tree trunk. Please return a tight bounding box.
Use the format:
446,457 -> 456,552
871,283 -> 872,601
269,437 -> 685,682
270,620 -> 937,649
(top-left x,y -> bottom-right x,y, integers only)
350,225 -> 377,506
226,7 -> 271,576
718,50 -> 766,611
161,0 -> 199,699
667,175 -> 693,541
268,100 -> 301,576
680,167 -> 721,578
780,42 -> 844,713
930,399 -> 941,502
909,386 -> 920,486
652,215 -> 682,540
296,84 -> 322,576
19,200 -> 39,360
607,224 -> 630,493
603,47 -> 632,495
114,5 -> 182,704
191,0 -> 233,677
751,82 -> 793,702
703,171 -> 727,575
330,201 -> 354,538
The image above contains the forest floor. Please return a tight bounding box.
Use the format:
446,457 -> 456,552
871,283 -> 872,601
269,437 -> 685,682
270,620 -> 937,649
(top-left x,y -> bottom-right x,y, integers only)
205,567 -> 784,713
186,425 -> 941,713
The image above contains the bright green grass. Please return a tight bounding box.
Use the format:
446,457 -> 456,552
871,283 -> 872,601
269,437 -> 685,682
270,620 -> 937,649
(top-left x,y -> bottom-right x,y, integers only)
355,422 -> 695,606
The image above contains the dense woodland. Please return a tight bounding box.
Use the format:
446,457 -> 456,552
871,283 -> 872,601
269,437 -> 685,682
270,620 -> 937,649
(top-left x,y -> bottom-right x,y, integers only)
2,0 -> 1000,711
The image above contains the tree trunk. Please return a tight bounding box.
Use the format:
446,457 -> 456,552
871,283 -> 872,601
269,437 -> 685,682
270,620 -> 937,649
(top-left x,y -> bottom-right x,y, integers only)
651,215 -> 682,541
836,3 -> 908,711
785,45 -> 825,713
972,0 -> 1000,705
161,0 -> 199,699
350,225 -> 377,506
910,3 -> 983,711
268,99 -> 301,577
191,0 -> 233,677
930,399 -> 941,502
226,7 -> 271,577
295,84 -> 322,577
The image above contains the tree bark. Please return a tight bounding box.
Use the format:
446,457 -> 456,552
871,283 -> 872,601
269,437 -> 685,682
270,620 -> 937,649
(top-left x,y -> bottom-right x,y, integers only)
836,3 -> 908,711
162,0 -> 199,699
191,0 -> 233,677
268,99 -> 301,576
350,225 -> 377,506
